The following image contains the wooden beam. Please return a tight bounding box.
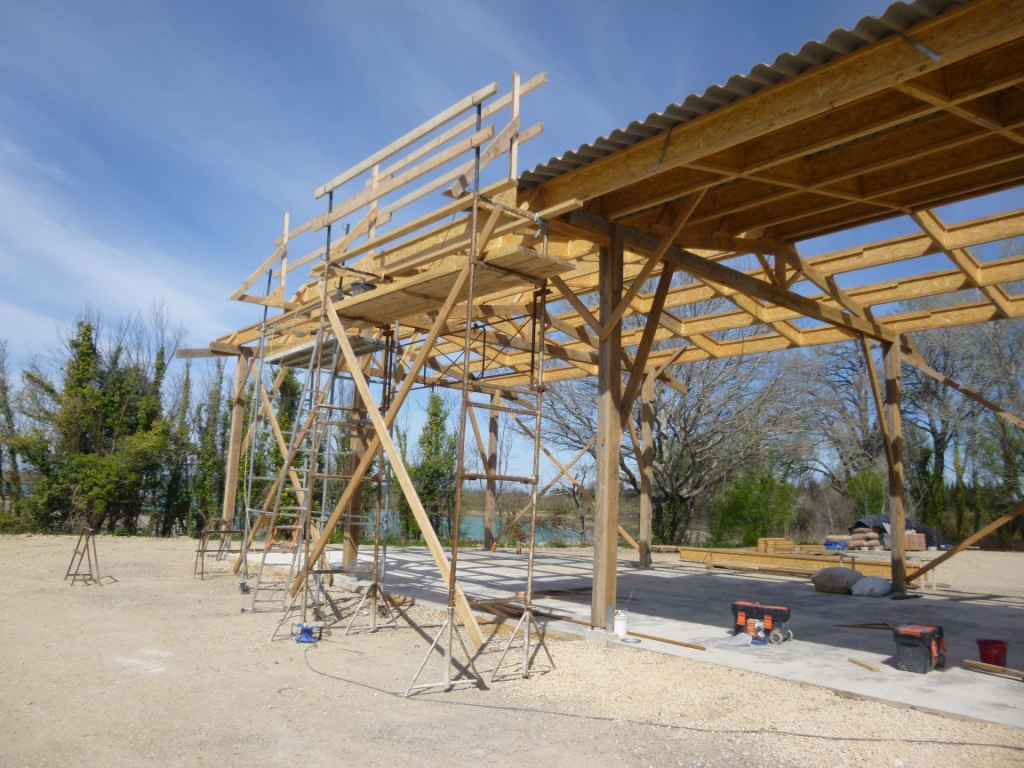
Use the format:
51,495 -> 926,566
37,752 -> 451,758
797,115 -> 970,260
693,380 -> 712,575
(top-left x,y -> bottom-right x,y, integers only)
593,225 -> 623,629
175,347 -> 223,360
912,209 -> 1012,318
315,81 -> 498,198
884,337 -> 907,593
375,72 -> 545,189
565,209 -> 895,341
210,341 -> 253,357
314,126 -> 495,231
220,355 -> 250,528
620,263 -> 675,423
314,179 -> 516,269
598,192 -> 703,339
446,115 -> 520,199
287,207 -> 378,277
240,366 -> 290,457
290,263 -> 472,599
229,245 -> 285,302
639,375 -> 654,568
256,384 -> 308,508
678,546 -> 895,578
962,659 -> 1024,681
778,243 -> 872,321
861,337 -> 897,471
659,246 -> 892,342
902,348 -> 1024,431
550,274 -> 603,336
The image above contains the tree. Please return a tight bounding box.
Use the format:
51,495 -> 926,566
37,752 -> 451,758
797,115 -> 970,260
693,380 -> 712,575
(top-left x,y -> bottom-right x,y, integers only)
409,392 -> 459,538
191,360 -> 228,533
153,363 -> 193,536
0,340 -> 22,513
800,341 -> 884,499
12,317 -> 172,532
544,343 -> 812,545
902,320 -> 986,530
559,462 -> 593,544
708,467 -> 794,547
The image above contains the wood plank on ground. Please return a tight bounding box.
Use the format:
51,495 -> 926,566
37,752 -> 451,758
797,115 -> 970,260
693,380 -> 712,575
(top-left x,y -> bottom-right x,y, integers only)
679,546 -> 895,578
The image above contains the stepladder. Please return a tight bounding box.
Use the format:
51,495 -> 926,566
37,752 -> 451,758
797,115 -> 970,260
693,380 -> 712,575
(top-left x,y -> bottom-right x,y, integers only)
65,525 -> 101,586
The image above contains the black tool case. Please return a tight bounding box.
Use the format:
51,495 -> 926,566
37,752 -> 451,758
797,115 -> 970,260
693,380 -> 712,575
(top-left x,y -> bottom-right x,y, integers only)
893,623 -> 946,673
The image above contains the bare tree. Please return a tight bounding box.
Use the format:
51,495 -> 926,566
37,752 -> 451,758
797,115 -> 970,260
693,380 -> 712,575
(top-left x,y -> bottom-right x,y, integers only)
799,342 -> 882,494
544,340 -> 814,545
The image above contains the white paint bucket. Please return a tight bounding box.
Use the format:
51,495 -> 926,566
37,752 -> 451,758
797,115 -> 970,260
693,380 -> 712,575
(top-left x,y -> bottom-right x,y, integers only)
614,610 -> 628,638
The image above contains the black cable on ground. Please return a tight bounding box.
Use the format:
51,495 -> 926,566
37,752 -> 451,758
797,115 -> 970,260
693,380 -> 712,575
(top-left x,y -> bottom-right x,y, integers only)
302,644 -> 1023,753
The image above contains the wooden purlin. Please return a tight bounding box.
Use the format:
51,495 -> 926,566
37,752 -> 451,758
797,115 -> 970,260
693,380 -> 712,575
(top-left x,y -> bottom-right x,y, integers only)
446,216 -> 1024,390
523,209 -> 1024,372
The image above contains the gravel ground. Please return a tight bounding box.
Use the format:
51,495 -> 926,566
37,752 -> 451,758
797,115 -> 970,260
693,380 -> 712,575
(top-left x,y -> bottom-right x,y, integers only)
1,535 -> 1021,767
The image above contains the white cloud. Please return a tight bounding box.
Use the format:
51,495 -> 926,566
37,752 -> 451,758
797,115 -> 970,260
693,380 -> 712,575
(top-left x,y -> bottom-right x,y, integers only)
0,138 -> 249,369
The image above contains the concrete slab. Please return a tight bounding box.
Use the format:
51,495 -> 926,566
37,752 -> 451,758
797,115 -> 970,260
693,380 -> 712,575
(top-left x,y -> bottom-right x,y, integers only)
369,548 -> 1024,728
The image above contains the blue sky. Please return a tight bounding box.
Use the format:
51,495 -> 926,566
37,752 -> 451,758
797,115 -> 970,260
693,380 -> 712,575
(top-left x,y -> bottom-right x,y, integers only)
1,0 -> 915,370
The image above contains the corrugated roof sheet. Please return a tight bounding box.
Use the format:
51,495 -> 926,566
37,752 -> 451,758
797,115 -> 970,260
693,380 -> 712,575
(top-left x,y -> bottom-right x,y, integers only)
519,0 -> 971,189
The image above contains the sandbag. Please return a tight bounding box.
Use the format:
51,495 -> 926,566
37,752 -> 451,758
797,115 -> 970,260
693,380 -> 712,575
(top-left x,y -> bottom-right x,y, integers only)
811,567 -> 864,594
850,576 -> 892,597
824,534 -> 850,543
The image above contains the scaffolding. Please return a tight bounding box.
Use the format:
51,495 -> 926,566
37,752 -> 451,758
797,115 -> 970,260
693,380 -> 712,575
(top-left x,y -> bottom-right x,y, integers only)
185,74 -> 565,667
175,1 -> 1024,649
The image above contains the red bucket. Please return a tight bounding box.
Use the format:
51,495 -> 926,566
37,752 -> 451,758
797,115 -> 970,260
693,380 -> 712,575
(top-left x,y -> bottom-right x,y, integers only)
976,638 -> 1008,667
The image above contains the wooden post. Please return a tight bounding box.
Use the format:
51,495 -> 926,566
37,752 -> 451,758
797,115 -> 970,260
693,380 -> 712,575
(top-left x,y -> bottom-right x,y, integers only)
639,374 -> 654,569
343,386 -> 367,566
884,336 -> 907,592
592,225 -> 623,628
483,390 -> 500,550
221,354 -> 249,528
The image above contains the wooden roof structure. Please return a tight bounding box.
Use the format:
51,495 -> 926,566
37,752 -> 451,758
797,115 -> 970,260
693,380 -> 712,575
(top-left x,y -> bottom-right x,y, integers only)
213,0 -> 1024,387
197,0 -> 1024,635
